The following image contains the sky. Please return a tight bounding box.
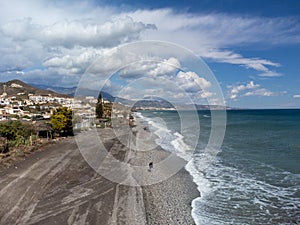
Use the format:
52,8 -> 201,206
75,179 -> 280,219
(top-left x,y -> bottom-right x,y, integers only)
0,0 -> 299,108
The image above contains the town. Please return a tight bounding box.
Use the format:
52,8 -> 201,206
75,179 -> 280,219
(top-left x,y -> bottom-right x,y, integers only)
0,86 -> 73,121
0,80 -> 134,136
0,81 -> 108,154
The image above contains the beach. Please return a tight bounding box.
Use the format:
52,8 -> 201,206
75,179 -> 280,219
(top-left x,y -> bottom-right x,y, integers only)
132,118 -> 199,224
0,117 -> 199,224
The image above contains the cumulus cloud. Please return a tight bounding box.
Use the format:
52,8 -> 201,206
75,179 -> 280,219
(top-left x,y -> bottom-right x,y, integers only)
42,47 -> 105,75
111,54 -> 213,100
119,57 -> 181,78
293,95 -> 300,98
227,81 -> 259,99
100,57 -> 213,104
1,17 -> 156,48
0,1 -> 299,87
227,81 -> 275,100
114,76 -> 200,104
0,13 -> 156,85
148,58 -> 181,76
176,71 -> 211,92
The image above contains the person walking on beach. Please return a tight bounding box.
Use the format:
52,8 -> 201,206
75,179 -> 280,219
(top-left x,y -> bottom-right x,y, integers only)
148,162 -> 153,171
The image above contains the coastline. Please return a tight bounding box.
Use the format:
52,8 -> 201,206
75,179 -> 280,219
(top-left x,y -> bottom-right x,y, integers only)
133,116 -> 200,224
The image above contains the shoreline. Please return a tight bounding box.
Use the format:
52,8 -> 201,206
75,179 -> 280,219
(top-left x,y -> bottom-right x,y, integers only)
133,115 -> 200,224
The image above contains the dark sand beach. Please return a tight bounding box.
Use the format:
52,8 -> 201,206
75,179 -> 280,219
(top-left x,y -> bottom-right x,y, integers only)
0,119 -> 199,224
131,118 -> 199,224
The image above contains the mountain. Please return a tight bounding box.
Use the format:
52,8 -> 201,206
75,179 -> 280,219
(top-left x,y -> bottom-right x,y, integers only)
30,83 -> 117,102
74,88 -> 116,101
29,83 -> 76,96
20,81 -> 233,110
0,80 -> 70,98
131,99 -> 175,109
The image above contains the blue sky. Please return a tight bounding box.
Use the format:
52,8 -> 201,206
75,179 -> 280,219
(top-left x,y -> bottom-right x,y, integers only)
98,0 -> 300,17
0,0 -> 299,108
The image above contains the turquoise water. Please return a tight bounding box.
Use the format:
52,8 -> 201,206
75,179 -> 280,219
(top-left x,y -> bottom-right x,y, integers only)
139,109 -> 300,225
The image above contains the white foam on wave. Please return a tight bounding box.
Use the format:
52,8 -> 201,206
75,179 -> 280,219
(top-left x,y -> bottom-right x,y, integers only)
135,112 -> 175,152
137,113 -> 192,155
137,112 -> 230,224
137,112 -> 300,224
170,132 -> 192,161
138,114 -> 185,155
136,112 -> 210,224
186,160 -> 211,196
189,157 -> 300,225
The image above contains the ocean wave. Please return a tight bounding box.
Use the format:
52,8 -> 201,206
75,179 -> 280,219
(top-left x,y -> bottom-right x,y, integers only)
137,110 -> 300,225
136,112 -> 193,160
190,158 -> 300,225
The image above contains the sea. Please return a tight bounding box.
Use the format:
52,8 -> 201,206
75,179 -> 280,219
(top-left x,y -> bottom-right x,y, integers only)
137,109 -> 300,225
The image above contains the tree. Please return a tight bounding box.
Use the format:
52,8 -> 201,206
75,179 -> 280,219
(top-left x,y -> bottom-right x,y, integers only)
95,93 -> 104,119
50,107 -> 73,136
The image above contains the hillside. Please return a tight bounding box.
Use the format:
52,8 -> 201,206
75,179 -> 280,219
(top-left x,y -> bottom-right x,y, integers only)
0,80 -> 70,98
1,80 -> 233,110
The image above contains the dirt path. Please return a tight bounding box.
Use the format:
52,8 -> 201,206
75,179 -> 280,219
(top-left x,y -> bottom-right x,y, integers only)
0,129 -> 145,225
0,126 -> 198,225
109,130 -> 146,225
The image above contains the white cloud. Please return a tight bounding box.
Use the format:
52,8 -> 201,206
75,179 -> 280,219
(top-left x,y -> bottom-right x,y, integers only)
228,81 -> 259,99
126,9 -> 300,76
0,1 -> 299,86
114,76 -> 198,105
243,89 -> 275,97
103,61 -> 214,104
149,57 -> 181,76
1,17 -> 155,48
126,9 -> 300,46
42,47 -> 105,75
203,50 -> 282,77
111,55 -> 213,101
0,0 -> 116,25
119,57 -> 181,79
177,71 -> 211,92
293,95 -> 300,98
227,81 -> 275,100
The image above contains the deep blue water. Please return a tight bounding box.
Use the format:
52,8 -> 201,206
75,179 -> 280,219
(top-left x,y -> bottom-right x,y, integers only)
139,109 -> 300,225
